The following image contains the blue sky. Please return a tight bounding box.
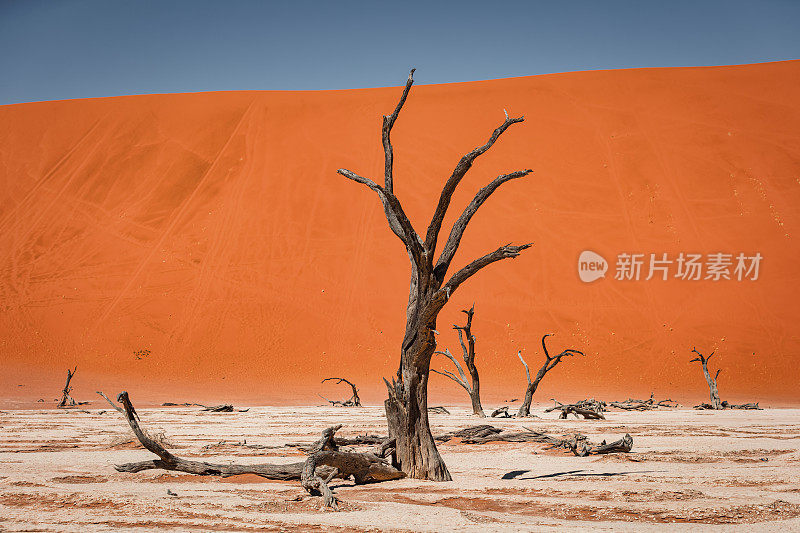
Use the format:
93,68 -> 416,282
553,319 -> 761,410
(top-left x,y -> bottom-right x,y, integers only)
1,0 -> 798,105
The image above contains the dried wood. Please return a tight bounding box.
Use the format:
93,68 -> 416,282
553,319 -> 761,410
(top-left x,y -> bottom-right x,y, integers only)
491,406 -> 512,418
432,305 -> 486,417
321,378 -> 362,407
695,400 -> 762,410
435,424 -> 633,456
113,390 -> 404,508
690,348 -> 723,409
96,391 -> 124,413
609,393 -> 678,411
516,336 -> 585,417
159,402 -> 247,412
690,348 -> 760,410
545,399 -> 606,419
57,367 -> 80,408
339,68 -> 532,480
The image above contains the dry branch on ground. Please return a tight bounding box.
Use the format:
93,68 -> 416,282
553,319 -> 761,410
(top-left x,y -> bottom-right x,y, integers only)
435,424 -> 633,456
160,402 -> 248,412
112,392 -> 404,509
545,399 -> 606,419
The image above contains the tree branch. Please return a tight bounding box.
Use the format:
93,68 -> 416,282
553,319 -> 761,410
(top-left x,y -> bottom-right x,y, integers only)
517,350 -> 532,385
434,169 -> 532,279
541,333 -> 553,359
430,368 -> 470,392
433,349 -> 469,387
382,69 -> 415,193
337,168 -> 423,265
440,243 -> 531,298
424,113 -> 525,258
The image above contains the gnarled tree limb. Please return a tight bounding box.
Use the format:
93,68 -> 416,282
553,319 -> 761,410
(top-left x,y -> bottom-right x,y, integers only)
382,69 -> 415,193
425,112 -> 526,260
321,378 -> 362,407
441,243 -> 531,298
112,391 -> 404,505
434,170 -> 532,279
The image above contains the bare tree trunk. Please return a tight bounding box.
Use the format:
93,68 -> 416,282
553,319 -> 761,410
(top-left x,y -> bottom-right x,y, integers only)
690,348 -> 723,409
385,304 -> 452,481
57,367 -> 78,408
517,377 -> 537,418
339,69 -> 532,480
431,305 -> 485,417
516,336 -> 584,417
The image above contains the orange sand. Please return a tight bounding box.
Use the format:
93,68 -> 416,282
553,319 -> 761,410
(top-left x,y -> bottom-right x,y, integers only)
1,61 -> 798,406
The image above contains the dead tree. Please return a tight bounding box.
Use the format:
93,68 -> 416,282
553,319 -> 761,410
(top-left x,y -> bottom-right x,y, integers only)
690,347 -> 722,410
339,69 -> 532,480
57,367 -> 78,408
516,335 -> 584,417
431,305 -> 485,417
321,378 -> 362,407
113,392 -> 403,509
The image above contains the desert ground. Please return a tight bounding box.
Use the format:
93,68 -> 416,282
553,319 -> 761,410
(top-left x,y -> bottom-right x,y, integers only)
1,403 -> 799,531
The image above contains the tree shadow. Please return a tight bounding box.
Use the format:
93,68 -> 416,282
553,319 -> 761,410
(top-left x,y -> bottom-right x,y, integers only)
502,469 -> 660,480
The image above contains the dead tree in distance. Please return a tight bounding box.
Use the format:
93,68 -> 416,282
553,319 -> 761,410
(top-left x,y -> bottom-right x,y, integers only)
431,305 -> 485,417
339,69 -> 532,480
321,378 -> 362,407
57,367 -> 78,408
690,347 -> 722,409
516,335 -> 584,417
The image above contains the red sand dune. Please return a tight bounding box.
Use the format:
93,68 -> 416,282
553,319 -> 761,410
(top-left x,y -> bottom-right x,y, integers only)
1,61 -> 799,406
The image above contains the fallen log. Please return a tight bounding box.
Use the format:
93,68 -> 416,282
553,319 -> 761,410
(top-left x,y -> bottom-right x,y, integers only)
491,406 -> 512,418
112,392 -> 403,509
160,401 -> 248,412
695,400 -> 761,410
435,424 -> 503,442
545,399 -> 606,419
609,393 -> 678,411
437,424 -> 633,456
